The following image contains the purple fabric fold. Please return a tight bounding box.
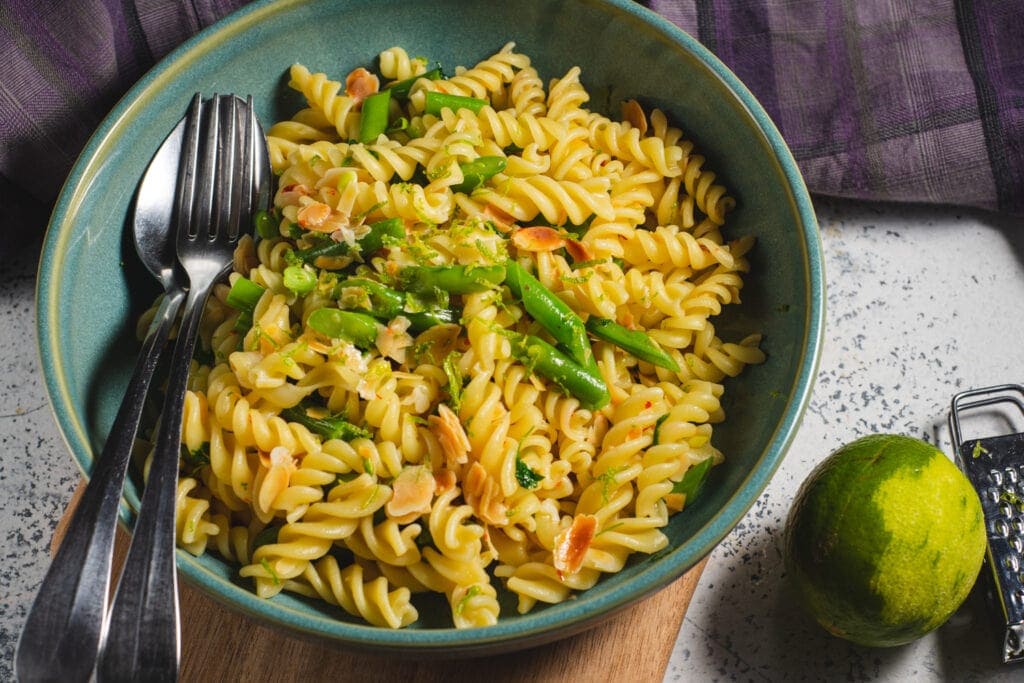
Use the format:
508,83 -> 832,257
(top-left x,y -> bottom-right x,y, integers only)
647,0 -> 1024,216
2,0 -> 1022,255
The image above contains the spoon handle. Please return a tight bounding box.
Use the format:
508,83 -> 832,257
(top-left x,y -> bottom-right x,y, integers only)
15,287 -> 186,683
96,280 -> 214,683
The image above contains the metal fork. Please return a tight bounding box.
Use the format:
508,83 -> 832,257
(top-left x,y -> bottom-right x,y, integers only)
95,94 -> 268,682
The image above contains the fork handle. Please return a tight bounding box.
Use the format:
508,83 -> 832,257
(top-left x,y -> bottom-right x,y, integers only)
15,288 -> 185,683
96,280 -> 214,683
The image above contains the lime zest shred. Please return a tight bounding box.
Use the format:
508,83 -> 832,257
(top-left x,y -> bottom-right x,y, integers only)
260,558 -> 281,586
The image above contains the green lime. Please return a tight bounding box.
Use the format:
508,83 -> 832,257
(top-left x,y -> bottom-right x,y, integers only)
784,434 -> 986,647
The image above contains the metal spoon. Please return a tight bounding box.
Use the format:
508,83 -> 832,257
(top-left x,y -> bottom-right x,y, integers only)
16,112 -> 190,683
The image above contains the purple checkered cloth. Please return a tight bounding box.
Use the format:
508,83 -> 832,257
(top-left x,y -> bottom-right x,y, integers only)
2,1 -> 1022,255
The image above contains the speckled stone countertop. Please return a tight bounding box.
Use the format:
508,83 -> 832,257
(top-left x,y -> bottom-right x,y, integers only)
2,198 -> 1023,681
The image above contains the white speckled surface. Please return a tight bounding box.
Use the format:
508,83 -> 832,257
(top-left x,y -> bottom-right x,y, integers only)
2,197 -> 1023,680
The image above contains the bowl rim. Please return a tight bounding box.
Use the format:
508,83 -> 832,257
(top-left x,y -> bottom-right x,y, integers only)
35,0 -> 824,652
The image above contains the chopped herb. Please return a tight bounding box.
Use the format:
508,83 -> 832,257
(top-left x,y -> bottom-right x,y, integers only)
362,457 -> 375,477
671,458 -> 713,503
971,441 -> 989,459
181,442 -> 210,473
515,457 -> 542,489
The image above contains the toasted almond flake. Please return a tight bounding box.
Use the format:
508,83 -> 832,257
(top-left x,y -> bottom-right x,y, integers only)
386,465 -> 436,518
463,462 -> 507,526
621,99 -> 647,135
434,469 -> 457,495
429,404 -> 471,468
511,226 -> 566,252
552,513 -> 597,578
564,238 -> 593,262
296,201 -> 334,231
276,183 -> 310,206
345,67 -> 380,103
482,204 -> 517,233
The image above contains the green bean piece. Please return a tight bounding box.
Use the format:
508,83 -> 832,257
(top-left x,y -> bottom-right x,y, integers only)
509,333 -> 610,410
281,406 -> 370,441
400,264 -> 506,295
386,67 -> 443,100
452,156 -> 507,193
505,261 -> 593,368
283,265 -> 317,295
338,278 -> 404,317
225,276 -> 266,313
404,308 -> 459,330
585,317 -> 681,372
337,278 -> 458,331
253,209 -> 278,239
291,217 -> 405,265
306,308 -> 379,348
424,91 -> 488,116
358,90 -> 392,143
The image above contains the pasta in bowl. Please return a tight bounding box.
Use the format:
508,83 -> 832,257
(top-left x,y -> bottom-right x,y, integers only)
37,0 -> 823,654
174,42 -> 764,629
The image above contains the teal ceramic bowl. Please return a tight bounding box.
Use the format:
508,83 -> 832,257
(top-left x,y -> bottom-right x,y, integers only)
37,0 -> 823,656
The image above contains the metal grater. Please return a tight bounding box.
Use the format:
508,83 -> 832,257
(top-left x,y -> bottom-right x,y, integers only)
949,384 -> 1024,664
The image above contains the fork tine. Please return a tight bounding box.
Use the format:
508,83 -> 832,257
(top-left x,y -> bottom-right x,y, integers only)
174,94 -> 202,241
242,96 -> 259,237
191,94 -> 219,242
212,95 -> 238,242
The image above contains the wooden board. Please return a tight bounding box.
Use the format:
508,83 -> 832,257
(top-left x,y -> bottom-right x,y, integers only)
53,482 -> 706,682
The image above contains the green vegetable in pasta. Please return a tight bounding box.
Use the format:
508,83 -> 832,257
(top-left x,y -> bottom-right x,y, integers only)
585,317 -> 681,372
452,156 -> 507,193
505,261 -> 593,369
283,265 -> 317,295
338,277 -> 458,331
442,350 -> 464,411
508,332 -> 610,410
671,457 -> 713,501
225,276 -> 266,332
515,457 -> 542,489
306,308 -> 380,348
400,264 -> 506,295
180,443 -> 210,474
358,89 -> 392,143
253,209 -> 278,239
424,91 -> 488,116
280,405 -> 371,441
291,217 -> 406,265
385,67 -> 443,100
225,276 -> 266,312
